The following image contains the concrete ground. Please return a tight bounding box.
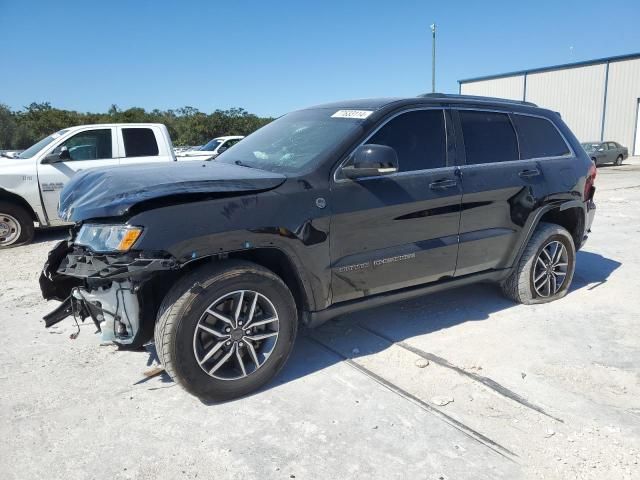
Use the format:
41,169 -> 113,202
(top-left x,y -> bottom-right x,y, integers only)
1,158 -> 639,480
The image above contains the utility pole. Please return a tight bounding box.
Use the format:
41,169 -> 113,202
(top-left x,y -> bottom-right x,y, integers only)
430,23 -> 437,93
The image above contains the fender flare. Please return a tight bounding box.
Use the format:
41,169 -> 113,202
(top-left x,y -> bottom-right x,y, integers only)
184,243 -> 320,313
508,200 -> 586,268
0,188 -> 43,224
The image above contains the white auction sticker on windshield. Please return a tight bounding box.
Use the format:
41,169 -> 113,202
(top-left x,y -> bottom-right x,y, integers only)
331,110 -> 373,119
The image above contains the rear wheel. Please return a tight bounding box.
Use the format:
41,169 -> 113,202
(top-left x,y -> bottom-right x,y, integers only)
614,155 -> 623,166
501,222 -> 576,305
0,202 -> 35,248
155,261 -> 297,401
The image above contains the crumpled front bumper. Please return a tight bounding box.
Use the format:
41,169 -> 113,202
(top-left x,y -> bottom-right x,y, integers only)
39,240 -> 178,343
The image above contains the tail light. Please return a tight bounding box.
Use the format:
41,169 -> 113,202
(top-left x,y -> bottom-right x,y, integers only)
584,163 -> 597,200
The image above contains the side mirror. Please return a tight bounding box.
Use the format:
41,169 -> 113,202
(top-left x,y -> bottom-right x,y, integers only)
341,144 -> 399,179
41,146 -> 70,164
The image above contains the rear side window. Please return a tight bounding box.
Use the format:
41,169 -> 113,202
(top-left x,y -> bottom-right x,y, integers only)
512,115 -> 570,159
459,111 -> 518,164
368,109 -> 446,172
122,128 -> 159,157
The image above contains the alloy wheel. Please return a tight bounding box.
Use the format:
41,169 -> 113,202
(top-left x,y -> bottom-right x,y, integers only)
532,240 -> 569,297
192,290 -> 279,380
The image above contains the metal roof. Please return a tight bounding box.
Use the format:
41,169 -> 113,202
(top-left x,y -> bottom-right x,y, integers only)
458,52 -> 640,84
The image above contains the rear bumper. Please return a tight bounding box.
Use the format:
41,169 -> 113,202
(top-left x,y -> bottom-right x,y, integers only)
582,199 -> 596,247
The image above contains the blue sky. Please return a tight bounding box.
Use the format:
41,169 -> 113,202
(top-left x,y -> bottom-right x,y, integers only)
1,0 -> 638,117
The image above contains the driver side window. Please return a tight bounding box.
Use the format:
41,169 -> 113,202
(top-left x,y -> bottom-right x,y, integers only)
54,129 -> 113,161
368,109 -> 446,172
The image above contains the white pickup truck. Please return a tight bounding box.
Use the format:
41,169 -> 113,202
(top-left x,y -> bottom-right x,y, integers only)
0,123 -> 176,247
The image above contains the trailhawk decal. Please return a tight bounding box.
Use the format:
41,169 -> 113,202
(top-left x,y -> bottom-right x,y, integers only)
331,110 -> 373,120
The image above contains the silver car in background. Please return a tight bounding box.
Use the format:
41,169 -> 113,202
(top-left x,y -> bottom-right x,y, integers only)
582,141 -> 629,166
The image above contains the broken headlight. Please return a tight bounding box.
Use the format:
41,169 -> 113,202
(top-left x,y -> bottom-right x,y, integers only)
75,224 -> 143,252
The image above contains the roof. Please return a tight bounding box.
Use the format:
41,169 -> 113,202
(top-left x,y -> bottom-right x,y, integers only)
305,98 -> 404,110
306,94 -> 538,111
458,52 -> 640,84
65,123 -> 165,130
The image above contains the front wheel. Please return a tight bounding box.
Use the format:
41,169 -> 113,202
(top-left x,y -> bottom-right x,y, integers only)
614,155 -> 623,166
155,261 -> 297,401
501,222 -> 576,305
0,202 -> 35,248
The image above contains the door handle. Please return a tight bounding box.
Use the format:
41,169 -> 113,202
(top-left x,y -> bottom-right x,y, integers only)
429,179 -> 458,190
518,168 -> 540,178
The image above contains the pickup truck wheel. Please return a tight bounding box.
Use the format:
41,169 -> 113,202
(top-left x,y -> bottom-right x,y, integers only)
155,261 -> 297,401
614,155 -> 623,166
501,222 -> 576,305
0,202 -> 34,248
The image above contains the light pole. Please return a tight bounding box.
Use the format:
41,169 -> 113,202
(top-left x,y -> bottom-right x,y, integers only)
430,23 -> 437,93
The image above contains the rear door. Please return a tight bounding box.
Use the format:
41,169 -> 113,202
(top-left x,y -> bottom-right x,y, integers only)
453,109 -> 553,275
608,142 -> 621,162
37,127 -> 118,224
329,108 -> 462,303
116,126 -> 170,165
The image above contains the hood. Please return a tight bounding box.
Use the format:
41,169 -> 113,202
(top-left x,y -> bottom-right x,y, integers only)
181,149 -> 215,156
59,161 -> 286,222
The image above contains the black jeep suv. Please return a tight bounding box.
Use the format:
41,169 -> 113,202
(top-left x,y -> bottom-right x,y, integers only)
40,94 -> 597,401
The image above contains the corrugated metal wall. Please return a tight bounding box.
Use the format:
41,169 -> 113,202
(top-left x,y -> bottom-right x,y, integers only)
525,64 -> 606,142
603,58 -> 640,153
460,75 -> 525,101
459,57 -> 640,154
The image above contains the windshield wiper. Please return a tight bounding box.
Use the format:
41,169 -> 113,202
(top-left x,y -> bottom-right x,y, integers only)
234,160 -> 254,169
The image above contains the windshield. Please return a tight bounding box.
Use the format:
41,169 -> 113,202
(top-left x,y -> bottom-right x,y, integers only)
19,129 -> 70,159
216,109 -> 367,174
200,138 -> 223,152
581,143 -> 601,152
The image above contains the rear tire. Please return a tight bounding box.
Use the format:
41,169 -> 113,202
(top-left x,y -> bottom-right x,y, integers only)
501,222 -> 576,305
0,202 -> 35,248
155,260 -> 297,401
614,155 -> 623,166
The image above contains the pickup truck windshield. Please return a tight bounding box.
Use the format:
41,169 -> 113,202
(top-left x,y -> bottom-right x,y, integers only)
200,139 -> 223,152
216,109 -> 366,174
19,129 -> 71,159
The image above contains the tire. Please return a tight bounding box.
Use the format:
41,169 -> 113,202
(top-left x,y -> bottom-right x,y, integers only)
614,155 -> 623,166
0,201 -> 35,248
155,260 -> 297,401
501,222 -> 576,305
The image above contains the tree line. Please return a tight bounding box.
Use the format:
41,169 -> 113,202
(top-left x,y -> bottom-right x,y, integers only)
0,102 -> 274,150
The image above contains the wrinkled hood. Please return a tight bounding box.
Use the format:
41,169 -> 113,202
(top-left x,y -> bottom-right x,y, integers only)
59,161 -> 286,222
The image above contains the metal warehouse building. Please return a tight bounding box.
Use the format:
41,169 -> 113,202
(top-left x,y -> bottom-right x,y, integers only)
459,53 -> 640,155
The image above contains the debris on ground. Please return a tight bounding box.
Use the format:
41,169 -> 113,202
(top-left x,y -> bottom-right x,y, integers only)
431,396 -> 454,406
143,366 -> 165,378
415,358 -> 430,368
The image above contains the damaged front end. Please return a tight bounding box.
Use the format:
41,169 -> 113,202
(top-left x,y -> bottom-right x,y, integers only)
40,239 -> 178,346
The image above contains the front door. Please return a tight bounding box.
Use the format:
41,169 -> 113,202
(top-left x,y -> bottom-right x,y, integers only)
37,127 -> 118,224
329,109 -> 462,303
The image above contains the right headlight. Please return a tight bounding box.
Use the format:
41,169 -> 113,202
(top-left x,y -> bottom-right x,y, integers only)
75,224 -> 143,252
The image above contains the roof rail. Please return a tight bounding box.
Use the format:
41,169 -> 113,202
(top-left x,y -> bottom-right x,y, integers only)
418,92 -> 537,108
